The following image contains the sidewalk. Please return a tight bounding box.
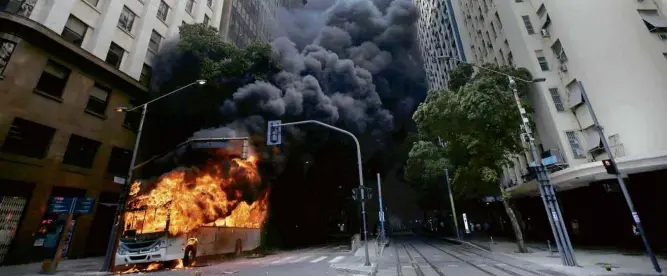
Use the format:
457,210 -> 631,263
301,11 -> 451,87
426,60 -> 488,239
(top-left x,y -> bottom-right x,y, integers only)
455,236 -> 667,276
331,238 -> 384,276
0,257 -> 109,276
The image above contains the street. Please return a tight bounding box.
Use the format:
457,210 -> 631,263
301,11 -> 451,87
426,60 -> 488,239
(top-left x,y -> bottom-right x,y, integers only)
119,243 -> 354,276
378,237 -> 570,276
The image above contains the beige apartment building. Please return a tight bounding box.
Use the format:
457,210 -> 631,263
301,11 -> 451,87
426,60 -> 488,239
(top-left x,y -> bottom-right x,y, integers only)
451,0 -> 667,196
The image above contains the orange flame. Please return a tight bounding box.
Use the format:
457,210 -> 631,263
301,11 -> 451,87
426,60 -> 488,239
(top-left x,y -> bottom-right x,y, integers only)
124,153 -> 269,236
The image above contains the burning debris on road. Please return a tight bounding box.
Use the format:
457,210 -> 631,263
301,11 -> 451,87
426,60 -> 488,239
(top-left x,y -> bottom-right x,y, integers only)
124,150 -> 269,236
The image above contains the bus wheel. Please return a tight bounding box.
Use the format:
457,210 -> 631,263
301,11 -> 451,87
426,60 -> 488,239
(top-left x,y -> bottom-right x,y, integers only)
234,239 -> 243,256
184,246 -> 197,266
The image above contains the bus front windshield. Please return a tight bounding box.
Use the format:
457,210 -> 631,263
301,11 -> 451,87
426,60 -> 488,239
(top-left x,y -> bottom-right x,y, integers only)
123,207 -> 169,236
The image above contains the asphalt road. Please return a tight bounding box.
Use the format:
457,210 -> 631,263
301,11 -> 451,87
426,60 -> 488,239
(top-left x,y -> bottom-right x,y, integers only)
122,243 -> 354,276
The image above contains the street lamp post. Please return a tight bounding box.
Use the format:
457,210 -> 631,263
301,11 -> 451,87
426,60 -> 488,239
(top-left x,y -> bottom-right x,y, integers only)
436,55 -> 576,266
437,137 -> 460,240
102,80 -> 206,272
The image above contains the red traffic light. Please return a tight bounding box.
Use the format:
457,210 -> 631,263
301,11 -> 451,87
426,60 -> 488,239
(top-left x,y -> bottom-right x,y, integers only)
602,159 -> 618,175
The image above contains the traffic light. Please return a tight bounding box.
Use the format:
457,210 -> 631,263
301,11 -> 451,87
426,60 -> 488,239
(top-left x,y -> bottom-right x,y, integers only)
602,159 -> 618,175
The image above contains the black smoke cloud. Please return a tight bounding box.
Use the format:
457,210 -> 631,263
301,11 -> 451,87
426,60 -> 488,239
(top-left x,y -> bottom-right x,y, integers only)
199,0 -> 426,151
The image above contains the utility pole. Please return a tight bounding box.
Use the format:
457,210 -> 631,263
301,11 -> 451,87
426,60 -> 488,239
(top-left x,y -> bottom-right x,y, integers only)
438,137 -> 460,240
509,77 -> 577,266
267,120 -> 371,266
579,81 -> 661,273
376,173 -> 386,243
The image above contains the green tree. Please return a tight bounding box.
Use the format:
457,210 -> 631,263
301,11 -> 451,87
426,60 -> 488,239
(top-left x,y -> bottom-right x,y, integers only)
405,63 -> 532,252
144,23 -> 281,156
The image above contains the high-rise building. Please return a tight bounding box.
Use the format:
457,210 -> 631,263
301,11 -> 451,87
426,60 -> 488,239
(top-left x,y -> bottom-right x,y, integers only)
452,0 -> 667,197
219,0 -> 304,47
413,0 -> 465,90
1,0 -> 226,85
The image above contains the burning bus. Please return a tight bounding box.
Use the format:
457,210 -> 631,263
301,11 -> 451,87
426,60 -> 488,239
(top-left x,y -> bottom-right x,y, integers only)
115,139 -> 269,268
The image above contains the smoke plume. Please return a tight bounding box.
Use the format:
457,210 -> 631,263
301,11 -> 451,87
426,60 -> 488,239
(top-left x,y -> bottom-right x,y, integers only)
201,0 -> 426,151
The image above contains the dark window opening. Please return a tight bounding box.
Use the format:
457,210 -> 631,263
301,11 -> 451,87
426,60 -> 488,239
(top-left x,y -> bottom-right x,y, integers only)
62,134 -> 101,168
140,64 -> 152,87
85,83 -> 111,115
62,15 -> 87,46
0,117 -> 55,158
105,42 -> 124,69
107,147 -> 132,176
35,60 -> 71,98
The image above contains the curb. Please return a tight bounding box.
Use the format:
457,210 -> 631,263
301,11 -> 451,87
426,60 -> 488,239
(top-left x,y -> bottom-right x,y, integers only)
442,237 -> 491,253
331,263 -> 378,276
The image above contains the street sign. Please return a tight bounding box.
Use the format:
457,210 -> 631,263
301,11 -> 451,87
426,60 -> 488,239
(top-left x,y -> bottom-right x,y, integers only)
113,176 -> 126,185
47,197 -> 96,214
191,141 -> 229,149
267,120 -> 282,145
47,197 -> 75,214
73,198 -> 96,214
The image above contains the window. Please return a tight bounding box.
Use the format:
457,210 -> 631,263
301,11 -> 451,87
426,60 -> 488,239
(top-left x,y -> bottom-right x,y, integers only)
62,134 -> 101,168
207,0 -> 213,7
148,30 -> 162,52
565,131 -> 585,159
490,22 -> 497,38
515,0 -> 523,2
157,0 -> 169,22
663,53 -> 667,60
61,15 -> 87,47
35,60 -> 71,98
507,51 -> 514,67
521,15 -> 535,34
550,40 -> 568,64
567,79 -> 584,108
204,15 -> 210,25
549,88 -> 565,112
107,147 -> 132,175
0,39 -> 16,76
85,83 -> 111,115
105,42 -> 124,68
495,12 -> 502,29
535,50 -> 549,71
186,0 -> 194,14
536,4 -> 547,18
0,118 -> 55,158
140,64 -> 152,86
117,6 -> 136,33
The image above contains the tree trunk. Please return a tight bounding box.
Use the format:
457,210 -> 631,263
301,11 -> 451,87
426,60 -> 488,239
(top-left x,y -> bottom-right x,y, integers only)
500,185 -> 528,253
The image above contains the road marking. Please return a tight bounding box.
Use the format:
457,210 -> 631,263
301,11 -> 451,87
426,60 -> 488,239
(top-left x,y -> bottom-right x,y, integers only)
328,256 -> 345,263
290,255 -> 312,263
310,256 -> 327,263
271,256 -> 296,264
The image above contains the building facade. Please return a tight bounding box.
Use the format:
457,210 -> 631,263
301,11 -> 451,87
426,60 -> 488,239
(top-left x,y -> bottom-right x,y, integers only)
413,0 -> 465,90
452,0 -> 667,202
0,8 -> 147,264
1,0 -> 225,85
219,0 -> 304,47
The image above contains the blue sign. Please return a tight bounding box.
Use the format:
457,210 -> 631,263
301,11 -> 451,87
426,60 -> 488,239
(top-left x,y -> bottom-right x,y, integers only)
47,197 -> 96,214
191,141 -> 229,149
73,198 -> 95,214
47,197 -> 75,214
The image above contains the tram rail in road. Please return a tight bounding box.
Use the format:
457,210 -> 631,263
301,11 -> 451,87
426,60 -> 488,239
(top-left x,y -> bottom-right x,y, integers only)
394,238 -> 570,276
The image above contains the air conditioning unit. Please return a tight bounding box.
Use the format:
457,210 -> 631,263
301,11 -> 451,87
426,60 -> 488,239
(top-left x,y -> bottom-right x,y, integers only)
541,29 -> 550,37
559,63 -> 568,72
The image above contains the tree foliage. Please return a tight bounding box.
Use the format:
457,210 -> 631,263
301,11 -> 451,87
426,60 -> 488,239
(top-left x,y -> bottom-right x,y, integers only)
405,64 -> 532,200
144,23 -> 281,156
